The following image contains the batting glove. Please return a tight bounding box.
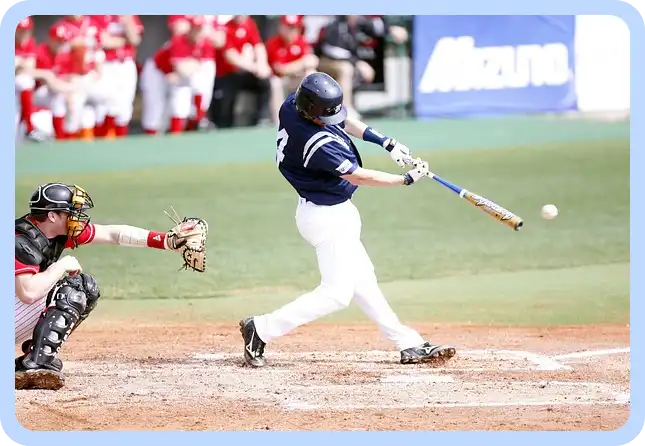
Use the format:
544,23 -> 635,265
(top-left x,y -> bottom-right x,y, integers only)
384,138 -> 414,168
403,158 -> 430,185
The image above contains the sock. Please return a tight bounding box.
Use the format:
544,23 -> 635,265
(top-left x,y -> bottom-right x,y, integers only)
115,125 -> 128,137
20,90 -> 34,133
169,117 -> 184,133
96,115 -> 115,137
52,116 -> 66,139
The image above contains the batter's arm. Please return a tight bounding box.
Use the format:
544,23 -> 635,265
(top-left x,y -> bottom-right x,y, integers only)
345,117 -> 414,168
342,167 -> 405,187
343,117 -> 369,139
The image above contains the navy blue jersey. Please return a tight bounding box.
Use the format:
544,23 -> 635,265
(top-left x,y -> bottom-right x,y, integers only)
276,93 -> 363,206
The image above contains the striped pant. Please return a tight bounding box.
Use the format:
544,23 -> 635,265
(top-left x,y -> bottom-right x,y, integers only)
15,296 -> 45,347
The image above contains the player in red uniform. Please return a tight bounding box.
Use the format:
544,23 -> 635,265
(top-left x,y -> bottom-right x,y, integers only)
168,15 -> 226,131
15,183 -> 203,390
140,16 -> 213,134
92,15 -> 144,138
15,17 -> 38,138
265,15 -> 318,123
209,15 -> 272,128
49,15 -> 120,140
32,25 -> 82,140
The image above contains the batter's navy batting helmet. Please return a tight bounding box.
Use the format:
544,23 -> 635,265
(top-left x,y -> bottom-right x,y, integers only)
295,72 -> 348,125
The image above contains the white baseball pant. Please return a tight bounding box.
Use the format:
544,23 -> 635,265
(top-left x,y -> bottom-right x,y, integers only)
140,58 -> 192,132
15,75 -> 66,138
253,197 -> 426,351
100,59 -> 138,127
64,73 -> 117,134
190,59 -> 215,117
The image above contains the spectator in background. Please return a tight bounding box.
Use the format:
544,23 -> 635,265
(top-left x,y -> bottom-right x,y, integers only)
49,15 -> 118,140
15,17 -> 38,139
29,26 -> 83,140
209,15 -> 272,128
265,15 -> 318,124
315,15 -> 394,119
92,15 -> 144,138
140,16 -> 212,134
168,15 -> 227,131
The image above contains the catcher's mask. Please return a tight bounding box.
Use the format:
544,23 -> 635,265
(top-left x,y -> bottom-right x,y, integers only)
29,183 -> 94,240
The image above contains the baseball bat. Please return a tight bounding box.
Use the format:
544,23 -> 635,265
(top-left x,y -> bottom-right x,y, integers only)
427,171 -> 524,231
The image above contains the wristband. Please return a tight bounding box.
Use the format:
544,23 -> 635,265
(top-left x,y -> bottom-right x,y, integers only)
363,127 -> 390,148
147,231 -> 168,250
403,173 -> 414,186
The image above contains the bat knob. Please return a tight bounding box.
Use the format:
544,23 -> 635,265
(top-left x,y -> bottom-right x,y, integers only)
514,220 -> 524,231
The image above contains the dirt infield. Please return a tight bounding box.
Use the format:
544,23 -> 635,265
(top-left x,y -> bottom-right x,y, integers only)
15,322 -> 630,431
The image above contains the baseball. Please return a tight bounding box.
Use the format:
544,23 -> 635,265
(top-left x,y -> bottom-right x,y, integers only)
541,204 -> 558,220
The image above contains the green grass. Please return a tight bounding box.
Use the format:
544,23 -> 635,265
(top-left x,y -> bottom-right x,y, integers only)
15,138 -> 629,326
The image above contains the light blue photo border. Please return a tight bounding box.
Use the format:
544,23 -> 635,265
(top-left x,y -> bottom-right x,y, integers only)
4,1 -> 640,445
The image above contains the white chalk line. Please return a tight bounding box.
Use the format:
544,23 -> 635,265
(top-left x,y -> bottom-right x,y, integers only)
285,400 -> 629,411
496,350 -> 572,371
552,347 -> 630,360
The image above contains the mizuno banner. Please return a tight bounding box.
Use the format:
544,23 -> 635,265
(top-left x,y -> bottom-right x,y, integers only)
412,15 -> 578,118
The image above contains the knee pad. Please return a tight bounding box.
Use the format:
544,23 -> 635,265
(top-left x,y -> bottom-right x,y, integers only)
79,273 -> 100,316
23,284 -> 87,370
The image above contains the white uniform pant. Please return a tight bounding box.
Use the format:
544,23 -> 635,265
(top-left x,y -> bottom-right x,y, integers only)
253,198 -> 425,351
15,296 -> 45,347
140,58 -> 192,131
15,75 -> 65,139
65,73 -> 118,133
189,59 -> 215,118
100,59 -> 138,126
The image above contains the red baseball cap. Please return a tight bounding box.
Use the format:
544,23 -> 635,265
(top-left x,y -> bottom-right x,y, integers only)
49,24 -> 69,41
17,17 -> 33,31
189,15 -> 205,27
281,15 -> 303,27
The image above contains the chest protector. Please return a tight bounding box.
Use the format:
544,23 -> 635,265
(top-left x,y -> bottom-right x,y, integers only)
15,217 -> 68,272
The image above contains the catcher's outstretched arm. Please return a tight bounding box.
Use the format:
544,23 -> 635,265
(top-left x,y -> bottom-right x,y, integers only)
91,224 -> 172,250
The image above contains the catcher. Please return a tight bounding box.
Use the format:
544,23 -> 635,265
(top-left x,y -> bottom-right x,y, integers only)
15,182 -> 208,390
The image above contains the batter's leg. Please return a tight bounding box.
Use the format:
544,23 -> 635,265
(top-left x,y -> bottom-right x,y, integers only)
351,241 -> 456,363
243,201 -> 361,367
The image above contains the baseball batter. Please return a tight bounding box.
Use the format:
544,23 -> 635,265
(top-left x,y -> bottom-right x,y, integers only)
15,183 -> 207,390
240,72 -> 456,367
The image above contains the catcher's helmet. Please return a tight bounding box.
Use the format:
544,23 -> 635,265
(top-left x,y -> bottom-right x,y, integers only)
295,72 -> 347,125
29,183 -> 94,238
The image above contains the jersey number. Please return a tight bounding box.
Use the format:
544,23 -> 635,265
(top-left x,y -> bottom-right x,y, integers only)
276,128 -> 288,166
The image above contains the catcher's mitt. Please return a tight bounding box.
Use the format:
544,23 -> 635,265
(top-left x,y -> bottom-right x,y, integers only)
164,207 -> 209,272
